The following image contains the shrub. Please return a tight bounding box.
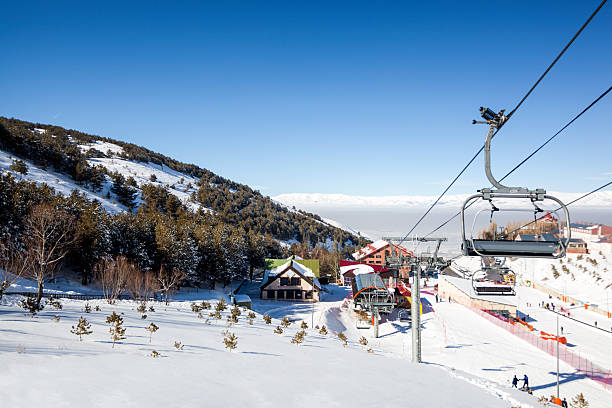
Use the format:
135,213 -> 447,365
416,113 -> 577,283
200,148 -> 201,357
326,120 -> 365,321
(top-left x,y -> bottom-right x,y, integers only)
263,315 -> 272,324
359,336 -> 368,346
150,350 -> 160,358
300,321 -> 308,329
71,316 -> 93,341
174,341 -> 184,350
216,298 -> 228,312
291,330 -> 305,345
281,317 -> 291,328
223,332 -> 238,351
20,297 -> 44,316
145,322 -> 159,343
274,326 -> 283,334
319,325 -> 328,335
191,302 -> 201,313
338,332 -> 348,347
570,393 -> 589,408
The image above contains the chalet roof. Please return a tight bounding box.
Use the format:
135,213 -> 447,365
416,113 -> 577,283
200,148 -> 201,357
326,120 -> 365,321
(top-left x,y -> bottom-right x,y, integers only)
261,259 -> 321,289
352,240 -> 413,261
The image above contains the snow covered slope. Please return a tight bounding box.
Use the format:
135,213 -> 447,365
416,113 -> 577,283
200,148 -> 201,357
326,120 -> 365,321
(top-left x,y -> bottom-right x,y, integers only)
0,290 -> 539,408
1,141 -> 204,213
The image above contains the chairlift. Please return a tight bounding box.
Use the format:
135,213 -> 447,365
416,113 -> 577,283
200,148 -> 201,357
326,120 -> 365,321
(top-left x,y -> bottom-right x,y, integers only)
461,107 -> 571,259
471,257 -> 516,295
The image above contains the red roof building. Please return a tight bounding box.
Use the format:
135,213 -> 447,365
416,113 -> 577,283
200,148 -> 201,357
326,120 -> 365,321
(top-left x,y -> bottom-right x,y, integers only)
352,240 -> 414,279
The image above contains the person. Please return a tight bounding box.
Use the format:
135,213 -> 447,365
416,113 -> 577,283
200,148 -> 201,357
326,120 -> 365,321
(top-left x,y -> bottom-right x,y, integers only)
594,321 -> 597,327
560,326 -> 564,334
522,374 -> 529,389
435,294 -> 439,303
562,397 -> 568,407
512,375 -> 518,388
552,304 -> 555,312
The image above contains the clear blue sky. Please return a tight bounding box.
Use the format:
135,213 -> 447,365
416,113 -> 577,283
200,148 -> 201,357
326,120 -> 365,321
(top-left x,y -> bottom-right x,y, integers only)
1,1 -> 610,196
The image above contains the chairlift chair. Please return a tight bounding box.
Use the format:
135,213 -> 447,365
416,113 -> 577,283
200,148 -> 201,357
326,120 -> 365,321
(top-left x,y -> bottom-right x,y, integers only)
461,107 -> 571,259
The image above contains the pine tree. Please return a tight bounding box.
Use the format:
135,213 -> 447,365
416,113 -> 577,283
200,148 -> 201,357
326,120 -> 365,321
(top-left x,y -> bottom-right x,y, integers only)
300,321 -> 308,329
359,336 -> 368,346
338,332 -> 348,347
263,314 -> 272,324
570,393 -> 589,408
281,317 -> 291,328
319,325 -> 328,335
145,322 -> 159,343
71,316 -> 93,341
106,312 -> 126,348
9,159 -> 28,178
291,330 -> 305,345
274,326 -> 283,334
223,332 -> 238,351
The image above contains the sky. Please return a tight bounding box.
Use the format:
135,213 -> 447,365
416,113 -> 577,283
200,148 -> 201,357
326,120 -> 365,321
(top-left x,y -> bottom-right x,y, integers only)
1,1 -> 611,197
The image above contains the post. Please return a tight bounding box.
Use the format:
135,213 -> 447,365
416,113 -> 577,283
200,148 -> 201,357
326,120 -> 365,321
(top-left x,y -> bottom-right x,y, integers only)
411,262 -> 421,363
557,313 -> 560,398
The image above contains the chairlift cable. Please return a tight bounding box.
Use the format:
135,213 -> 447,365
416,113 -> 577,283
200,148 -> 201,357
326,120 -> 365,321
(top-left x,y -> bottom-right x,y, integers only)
398,2 -> 607,244
505,0 -> 608,120
501,179 -> 612,239
422,85 -> 612,238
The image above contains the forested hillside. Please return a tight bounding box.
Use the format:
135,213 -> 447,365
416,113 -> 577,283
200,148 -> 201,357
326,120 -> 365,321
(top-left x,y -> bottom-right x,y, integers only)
0,117 -> 367,293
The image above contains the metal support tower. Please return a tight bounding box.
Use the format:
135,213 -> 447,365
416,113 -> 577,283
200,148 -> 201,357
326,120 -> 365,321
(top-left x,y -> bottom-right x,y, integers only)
411,261 -> 421,363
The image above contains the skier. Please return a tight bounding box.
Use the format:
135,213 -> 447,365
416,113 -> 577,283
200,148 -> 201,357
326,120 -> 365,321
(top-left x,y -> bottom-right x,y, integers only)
560,326 -> 564,335
594,321 -> 597,327
512,375 -> 518,388
522,374 -> 529,389
435,294 -> 439,303
561,397 -> 568,407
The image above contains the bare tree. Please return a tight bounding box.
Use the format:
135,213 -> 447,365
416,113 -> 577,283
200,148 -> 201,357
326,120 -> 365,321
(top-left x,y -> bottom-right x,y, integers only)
157,266 -> 185,305
0,241 -> 33,301
95,256 -> 133,304
125,269 -> 159,301
23,204 -> 76,308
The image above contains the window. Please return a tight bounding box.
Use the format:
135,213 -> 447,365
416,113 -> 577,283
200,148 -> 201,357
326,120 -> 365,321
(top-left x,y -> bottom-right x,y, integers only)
286,290 -> 295,300
277,290 -> 285,299
290,277 -> 301,286
385,250 -> 390,256
295,291 -> 302,299
305,291 -> 313,299
375,254 -> 381,258
266,290 -> 275,299
375,261 -> 381,264
280,277 -> 289,286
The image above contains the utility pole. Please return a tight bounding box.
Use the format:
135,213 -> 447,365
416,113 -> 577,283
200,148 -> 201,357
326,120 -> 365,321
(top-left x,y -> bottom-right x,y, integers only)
411,261 -> 421,363
556,312 -> 560,398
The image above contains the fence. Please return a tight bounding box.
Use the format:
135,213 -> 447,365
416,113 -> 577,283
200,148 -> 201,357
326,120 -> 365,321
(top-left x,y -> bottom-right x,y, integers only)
472,307 -> 612,390
4,291 -> 138,301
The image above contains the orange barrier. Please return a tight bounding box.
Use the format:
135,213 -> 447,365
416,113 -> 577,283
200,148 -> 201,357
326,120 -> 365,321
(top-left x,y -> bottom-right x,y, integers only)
514,318 -> 535,331
539,331 -> 568,345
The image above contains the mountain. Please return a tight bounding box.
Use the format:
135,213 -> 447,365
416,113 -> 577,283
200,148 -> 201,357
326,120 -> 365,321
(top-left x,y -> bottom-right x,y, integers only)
0,117 -> 365,285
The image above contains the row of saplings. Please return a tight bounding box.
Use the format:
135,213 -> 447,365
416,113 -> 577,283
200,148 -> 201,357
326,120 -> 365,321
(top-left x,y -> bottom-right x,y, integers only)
51,296 -> 373,356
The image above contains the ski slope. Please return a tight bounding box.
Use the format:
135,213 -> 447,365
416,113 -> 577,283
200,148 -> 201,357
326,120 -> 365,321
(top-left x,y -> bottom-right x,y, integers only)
0,289 -> 537,408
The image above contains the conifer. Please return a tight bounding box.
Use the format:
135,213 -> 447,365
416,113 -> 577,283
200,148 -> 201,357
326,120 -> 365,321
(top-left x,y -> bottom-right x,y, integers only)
300,321 -> 308,329
319,325 -> 328,335
338,332 -> 348,347
359,336 -> 368,346
291,330 -> 305,345
274,326 -> 283,334
281,317 -> 291,328
263,314 -> 272,324
107,312 -> 126,348
145,322 -> 159,343
223,332 -> 238,351
71,316 -> 93,341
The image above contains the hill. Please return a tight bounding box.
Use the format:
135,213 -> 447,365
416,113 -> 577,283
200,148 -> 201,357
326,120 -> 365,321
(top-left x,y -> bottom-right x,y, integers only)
0,117 -> 366,287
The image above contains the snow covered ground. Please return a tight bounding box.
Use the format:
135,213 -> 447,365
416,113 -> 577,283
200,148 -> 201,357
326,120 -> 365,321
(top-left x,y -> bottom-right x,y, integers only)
1,287 -> 539,408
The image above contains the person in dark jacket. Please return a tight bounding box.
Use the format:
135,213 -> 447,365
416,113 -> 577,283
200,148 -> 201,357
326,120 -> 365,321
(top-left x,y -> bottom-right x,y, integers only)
512,375 -> 518,388
522,374 -> 529,388
561,397 -> 568,407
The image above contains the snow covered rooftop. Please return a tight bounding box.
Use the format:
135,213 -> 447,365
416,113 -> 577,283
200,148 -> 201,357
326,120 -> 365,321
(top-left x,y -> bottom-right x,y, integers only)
352,239 -> 413,261
261,259 -> 321,289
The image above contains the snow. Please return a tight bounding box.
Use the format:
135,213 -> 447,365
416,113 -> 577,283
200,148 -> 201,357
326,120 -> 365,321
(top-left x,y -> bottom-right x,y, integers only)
0,287 -> 539,408
262,259 -> 321,289
0,150 -> 124,214
78,140 -> 125,156
273,191 -> 612,210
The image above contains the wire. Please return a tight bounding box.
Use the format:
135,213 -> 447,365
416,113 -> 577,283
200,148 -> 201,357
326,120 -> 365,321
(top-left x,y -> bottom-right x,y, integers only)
506,0 -> 608,119
423,85 -> 612,238
501,179 -> 612,239
397,1 -> 607,245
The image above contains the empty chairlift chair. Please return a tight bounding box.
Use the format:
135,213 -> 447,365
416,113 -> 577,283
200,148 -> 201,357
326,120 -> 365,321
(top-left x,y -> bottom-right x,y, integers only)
461,107 -> 571,259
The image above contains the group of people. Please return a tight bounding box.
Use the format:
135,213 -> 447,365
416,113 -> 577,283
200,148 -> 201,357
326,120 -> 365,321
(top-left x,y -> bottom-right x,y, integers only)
511,374 -> 530,392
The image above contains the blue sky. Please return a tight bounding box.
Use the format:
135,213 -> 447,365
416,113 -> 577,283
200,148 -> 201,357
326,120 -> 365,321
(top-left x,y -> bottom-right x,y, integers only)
1,1 -> 610,196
